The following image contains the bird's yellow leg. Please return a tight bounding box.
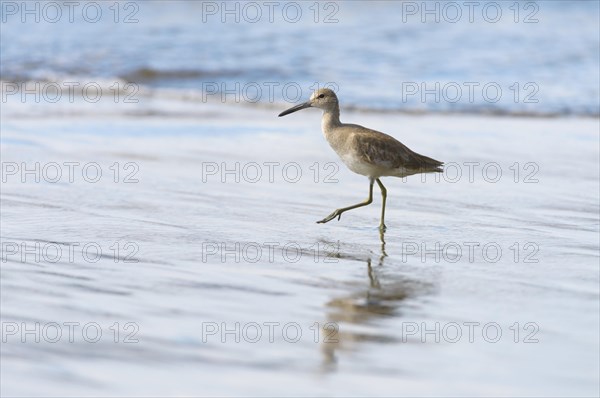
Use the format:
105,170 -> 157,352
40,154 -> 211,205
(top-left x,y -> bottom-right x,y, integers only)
317,180 -> 374,224
376,178 -> 387,232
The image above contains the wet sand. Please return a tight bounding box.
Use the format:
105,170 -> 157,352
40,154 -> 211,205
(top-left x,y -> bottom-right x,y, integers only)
1,105 -> 599,396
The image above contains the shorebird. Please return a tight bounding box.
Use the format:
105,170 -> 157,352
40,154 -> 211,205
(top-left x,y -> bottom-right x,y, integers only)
278,88 -> 443,231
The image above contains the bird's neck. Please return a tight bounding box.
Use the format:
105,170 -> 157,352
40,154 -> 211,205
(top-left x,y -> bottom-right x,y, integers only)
321,106 -> 341,132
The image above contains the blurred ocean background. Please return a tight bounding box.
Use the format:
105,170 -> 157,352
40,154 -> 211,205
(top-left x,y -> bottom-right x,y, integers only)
1,1 -> 599,397
1,0 -> 599,116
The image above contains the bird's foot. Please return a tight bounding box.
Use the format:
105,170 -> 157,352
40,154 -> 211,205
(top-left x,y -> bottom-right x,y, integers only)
316,209 -> 343,224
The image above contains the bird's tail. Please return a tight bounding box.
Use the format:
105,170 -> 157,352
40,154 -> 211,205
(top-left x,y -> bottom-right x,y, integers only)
416,153 -> 444,173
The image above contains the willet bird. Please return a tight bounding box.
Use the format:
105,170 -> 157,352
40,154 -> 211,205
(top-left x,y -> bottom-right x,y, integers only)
279,88 -> 443,231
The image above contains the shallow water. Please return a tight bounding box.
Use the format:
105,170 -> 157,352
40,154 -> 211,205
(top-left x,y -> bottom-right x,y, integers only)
1,105 -> 598,396
2,0 -> 599,395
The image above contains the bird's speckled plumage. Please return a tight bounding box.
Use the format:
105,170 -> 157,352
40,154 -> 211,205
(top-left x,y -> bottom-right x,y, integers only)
308,88 -> 443,179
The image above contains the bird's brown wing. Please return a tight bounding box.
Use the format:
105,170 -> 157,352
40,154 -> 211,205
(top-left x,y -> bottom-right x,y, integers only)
352,128 -> 443,173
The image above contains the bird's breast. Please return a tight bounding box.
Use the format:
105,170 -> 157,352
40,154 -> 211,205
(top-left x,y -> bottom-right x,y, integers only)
324,134 -> 381,177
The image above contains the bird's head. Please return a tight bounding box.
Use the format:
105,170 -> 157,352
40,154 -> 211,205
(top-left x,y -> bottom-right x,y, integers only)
278,88 -> 338,117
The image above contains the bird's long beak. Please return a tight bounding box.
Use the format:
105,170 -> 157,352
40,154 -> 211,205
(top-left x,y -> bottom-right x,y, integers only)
278,101 -> 311,117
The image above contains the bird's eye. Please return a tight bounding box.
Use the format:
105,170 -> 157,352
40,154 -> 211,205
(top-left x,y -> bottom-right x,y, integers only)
318,94 -> 325,99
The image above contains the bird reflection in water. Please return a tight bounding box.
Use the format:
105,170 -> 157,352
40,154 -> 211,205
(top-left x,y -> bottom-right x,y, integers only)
319,229 -> 432,371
